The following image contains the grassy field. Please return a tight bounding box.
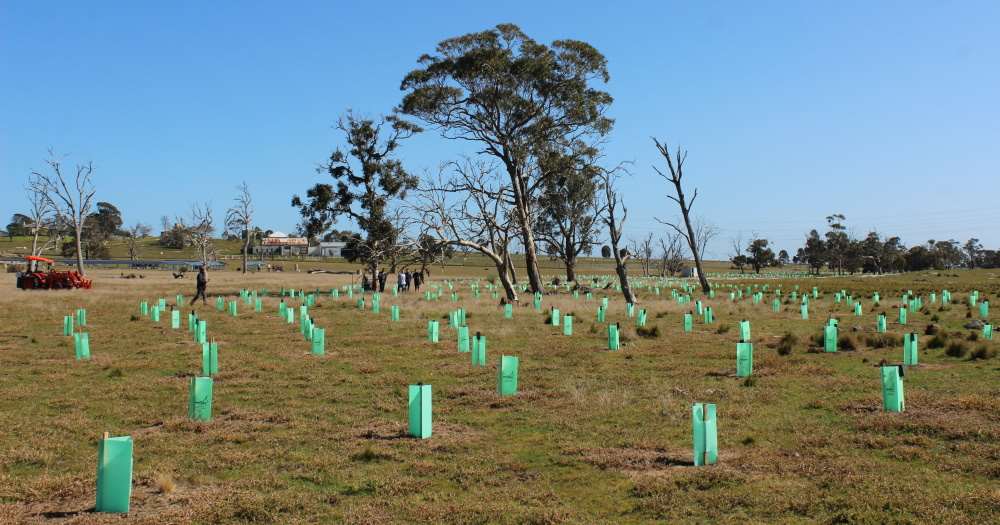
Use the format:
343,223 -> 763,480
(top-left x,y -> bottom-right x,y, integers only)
1,267 -> 998,524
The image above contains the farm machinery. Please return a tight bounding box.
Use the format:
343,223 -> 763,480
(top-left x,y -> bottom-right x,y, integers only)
15,256 -> 93,290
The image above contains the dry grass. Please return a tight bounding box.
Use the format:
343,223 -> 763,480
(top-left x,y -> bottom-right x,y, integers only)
0,268 -> 998,523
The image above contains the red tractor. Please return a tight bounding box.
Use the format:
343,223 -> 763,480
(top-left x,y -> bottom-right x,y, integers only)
15,256 -> 93,290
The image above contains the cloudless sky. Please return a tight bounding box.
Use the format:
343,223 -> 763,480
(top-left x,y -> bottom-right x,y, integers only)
3,1 -> 998,259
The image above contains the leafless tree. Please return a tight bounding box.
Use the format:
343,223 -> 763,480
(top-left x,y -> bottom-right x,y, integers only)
188,202 -> 216,270
658,232 -> 685,276
226,182 -> 254,274
652,139 -> 711,293
597,164 -> 637,304
25,174 -> 61,256
160,215 -> 171,235
631,233 -> 655,277
730,232 -> 747,273
125,223 -> 152,262
32,150 -> 96,274
412,158 -> 520,302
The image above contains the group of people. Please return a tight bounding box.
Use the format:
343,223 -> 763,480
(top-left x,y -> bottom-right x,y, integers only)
362,268 -> 424,292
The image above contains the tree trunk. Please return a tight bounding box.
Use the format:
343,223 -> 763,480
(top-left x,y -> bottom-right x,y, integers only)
520,224 -> 544,293
680,207 -> 710,293
498,257 -> 519,303
31,228 -> 40,256
505,251 -> 518,284
242,234 -> 250,274
74,225 -> 85,275
613,254 -> 636,305
565,255 -> 577,283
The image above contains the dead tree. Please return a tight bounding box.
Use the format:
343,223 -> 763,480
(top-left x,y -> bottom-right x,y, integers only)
652,139 -> 711,293
125,223 -> 152,262
413,159 -> 520,302
32,150 -> 96,275
188,203 -> 216,270
597,165 -> 637,304
226,182 -> 254,274
659,233 -> 684,276
25,173 -> 60,256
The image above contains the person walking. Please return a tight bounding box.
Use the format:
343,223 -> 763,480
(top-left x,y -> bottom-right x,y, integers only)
398,270 -> 407,292
193,266 -> 209,305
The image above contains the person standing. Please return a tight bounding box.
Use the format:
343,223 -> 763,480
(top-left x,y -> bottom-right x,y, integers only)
412,270 -> 422,292
398,270 -> 407,292
193,266 -> 209,305
378,269 -> 387,292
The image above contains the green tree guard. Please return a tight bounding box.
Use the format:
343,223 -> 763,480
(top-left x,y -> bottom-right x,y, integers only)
684,312 -> 693,333
201,342 -> 219,376
636,309 -> 647,327
197,320 -> 207,344
312,327 -> 325,356
980,301 -> 989,318
357,298 -> 365,310
254,298 -> 262,312
601,297 -> 609,309
63,315 -> 74,336
982,323 -> 992,340
696,300 -> 703,315
898,307 -> 907,325
170,309 -> 181,330
77,308 -> 86,326
738,320 -> 751,342
95,434 -> 133,513
428,320 -> 440,343
140,301 -> 148,316
903,333 -> 918,366
229,301 -> 237,317
457,325 -> 470,353
626,303 -> 634,318
503,303 -> 513,319
835,293 -> 842,304
391,305 -> 400,321
812,287 -> 819,299
407,384 -> 432,439
498,355 -> 519,396
551,307 -> 560,326
74,332 -> 91,360
176,294 -> 184,306
800,304 -> 809,320
215,296 -> 224,311
472,333 -> 487,366
278,301 -> 286,317
704,306 -> 714,324
607,323 -> 620,351
188,376 -> 213,421
853,302 -> 862,316
772,298 -> 781,313
736,342 -> 753,377
881,365 -> 905,412
692,403 -> 718,466
824,325 -> 838,353
596,306 -> 605,323
150,306 -> 160,323
563,315 -> 573,336
302,316 -> 312,340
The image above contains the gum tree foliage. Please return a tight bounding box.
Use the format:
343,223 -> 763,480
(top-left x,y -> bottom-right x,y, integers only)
535,147 -> 604,282
399,23 -> 614,294
292,112 -> 420,283
746,238 -> 776,274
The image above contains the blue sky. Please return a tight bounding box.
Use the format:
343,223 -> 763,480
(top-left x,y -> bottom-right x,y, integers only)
2,1 -> 998,259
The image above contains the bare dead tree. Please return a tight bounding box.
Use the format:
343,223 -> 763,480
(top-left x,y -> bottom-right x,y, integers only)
25,173 -> 60,256
226,182 -> 254,274
637,233 -> 654,277
597,164 -> 637,304
730,231 -> 746,274
652,139 -> 711,293
32,150 -> 96,274
658,232 -> 685,276
188,202 -> 216,270
412,159 -> 520,302
125,223 -> 152,263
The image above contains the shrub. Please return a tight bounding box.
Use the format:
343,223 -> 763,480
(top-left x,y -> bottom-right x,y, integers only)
969,345 -> 997,360
927,335 -> 947,349
865,334 -> 893,349
930,314 -> 940,322
636,325 -> 661,339
838,335 -> 857,351
716,324 -> 731,334
967,331 -> 979,342
924,324 -> 938,335
130,315 -> 140,322
776,332 -> 797,356
945,341 -> 968,358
